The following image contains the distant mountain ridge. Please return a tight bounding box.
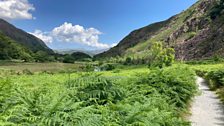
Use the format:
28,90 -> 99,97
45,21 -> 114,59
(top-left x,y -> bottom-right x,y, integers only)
55,48 -> 108,57
96,0 -> 224,60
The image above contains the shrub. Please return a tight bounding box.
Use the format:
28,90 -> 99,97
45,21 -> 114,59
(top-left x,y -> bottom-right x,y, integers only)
62,55 -> 75,63
147,42 -> 175,68
124,57 -> 132,65
100,64 -> 116,71
206,70 -> 224,89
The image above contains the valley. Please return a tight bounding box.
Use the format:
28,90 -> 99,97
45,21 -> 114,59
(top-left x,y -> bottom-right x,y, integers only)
1,0 -> 224,125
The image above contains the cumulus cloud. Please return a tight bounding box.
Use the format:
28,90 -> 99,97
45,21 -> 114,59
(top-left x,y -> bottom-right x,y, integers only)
31,22 -> 115,49
52,22 -> 110,49
29,30 -> 53,43
0,0 -> 35,20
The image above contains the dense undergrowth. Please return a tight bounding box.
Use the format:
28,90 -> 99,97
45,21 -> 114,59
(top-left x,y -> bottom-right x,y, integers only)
0,65 -> 197,126
193,63 -> 224,103
204,70 -> 224,102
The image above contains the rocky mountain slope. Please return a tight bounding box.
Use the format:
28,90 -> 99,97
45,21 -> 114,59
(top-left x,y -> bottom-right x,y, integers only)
0,19 -> 53,54
96,0 -> 224,60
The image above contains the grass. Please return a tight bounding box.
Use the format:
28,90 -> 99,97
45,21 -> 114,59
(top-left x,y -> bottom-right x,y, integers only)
0,61 -> 84,73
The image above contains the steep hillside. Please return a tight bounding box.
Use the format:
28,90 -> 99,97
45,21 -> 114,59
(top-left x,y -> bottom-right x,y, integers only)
96,17 -> 175,58
96,0 -> 224,60
0,19 -> 54,54
0,33 -> 33,61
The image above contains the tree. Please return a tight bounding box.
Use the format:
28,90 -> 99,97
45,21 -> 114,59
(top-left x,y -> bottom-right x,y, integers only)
124,57 -> 132,65
147,42 -> 175,68
34,51 -> 49,62
63,55 -> 75,63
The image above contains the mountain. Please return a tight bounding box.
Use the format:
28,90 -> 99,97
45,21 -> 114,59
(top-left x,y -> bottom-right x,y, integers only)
0,19 -> 54,54
0,33 -> 33,61
96,0 -> 224,60
55,48 -> 108,57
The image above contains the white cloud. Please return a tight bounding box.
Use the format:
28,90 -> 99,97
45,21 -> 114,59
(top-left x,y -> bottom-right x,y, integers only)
0,0 -> 35,20
52,22 -> 110,49
111,43 -> 118,47
30,30 -> 53,43
30,22 -> 115,49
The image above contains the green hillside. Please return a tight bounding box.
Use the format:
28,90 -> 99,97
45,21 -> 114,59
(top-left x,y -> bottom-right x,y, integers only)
0,19 -> 54,54
0,33 -> 34,61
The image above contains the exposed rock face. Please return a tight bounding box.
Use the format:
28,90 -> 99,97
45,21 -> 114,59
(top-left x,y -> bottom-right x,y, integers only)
172,0 -> 224,60
96,0 -> 224,60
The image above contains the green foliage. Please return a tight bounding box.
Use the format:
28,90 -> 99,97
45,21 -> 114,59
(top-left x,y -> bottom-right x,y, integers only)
62,52 -> 92,63
206,70 -> 224,89
187,32 -> 196,40
68,76 -> 124,106
147,42 -> 175,68
62,54 -> 75,63
0,33 -> 57,62
210,0 -> 224,19
100,64 -> 116,71
71,52 -> 92,61
79,64 -> 95,72
34,51 -> 56,62
0,33 -> 34,62
124,57 -> 132,65
193,64 -> 224,103
0,65 -> 196,125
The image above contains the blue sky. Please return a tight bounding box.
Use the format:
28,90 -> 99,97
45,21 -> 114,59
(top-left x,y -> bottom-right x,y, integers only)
1,0 -> 197,50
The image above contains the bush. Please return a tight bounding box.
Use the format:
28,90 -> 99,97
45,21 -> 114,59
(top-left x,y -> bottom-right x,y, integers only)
124,57 -> 132,65
206,70 -> 224,89
100,64 -> 116,71
136,66 -> 197,108
203,69 -> 224,103
62,55 -> 75,63
147,42 -> 175,68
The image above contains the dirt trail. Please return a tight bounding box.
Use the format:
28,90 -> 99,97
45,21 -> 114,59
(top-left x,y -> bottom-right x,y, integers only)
189,77 -> 224,126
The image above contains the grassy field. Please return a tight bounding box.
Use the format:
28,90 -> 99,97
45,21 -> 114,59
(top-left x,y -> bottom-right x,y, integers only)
0,61 -> 84,73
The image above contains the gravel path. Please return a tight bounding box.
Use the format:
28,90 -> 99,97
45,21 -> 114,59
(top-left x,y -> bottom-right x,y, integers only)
189,77 -> 224,126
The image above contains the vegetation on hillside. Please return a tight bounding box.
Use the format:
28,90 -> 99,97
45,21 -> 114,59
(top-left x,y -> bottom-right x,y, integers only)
0,32 -> 92,63
0,33 -> 34,62
0,19 -> 53,54
210,0 -> 224,19
63,52 -> 92,63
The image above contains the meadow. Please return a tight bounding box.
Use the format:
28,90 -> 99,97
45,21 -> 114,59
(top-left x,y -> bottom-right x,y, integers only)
0,61 -> 224,125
